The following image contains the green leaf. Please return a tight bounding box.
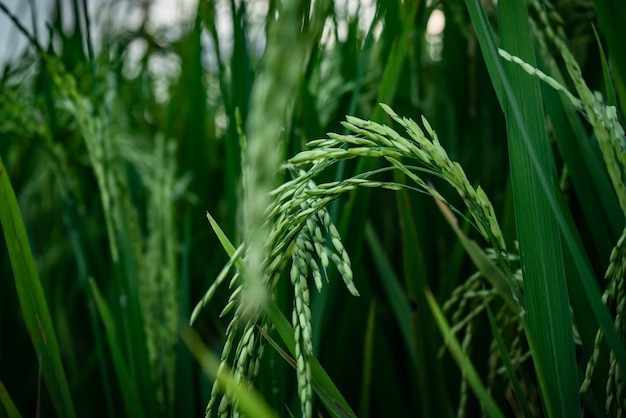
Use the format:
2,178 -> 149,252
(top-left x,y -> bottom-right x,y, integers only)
425,290 -> 505,418
88,278 -> 146,418
467,0 -> 626,401
486,305 -> 532,418
0,155 -> 76,418
498,2 -> 579,416
358,301 -> 376,418
363,223 -> 418,368
0,379 -> 22,418
593,0 -> 626,118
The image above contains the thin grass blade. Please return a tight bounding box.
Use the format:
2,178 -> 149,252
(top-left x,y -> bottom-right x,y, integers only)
425,289 -> 505,418
486,305 -> 532,418
88,278 -> 146,418
592,0 -> 626,117
499,2 -> 579,416
358,301 -> 376,418
466,0 -> 626,384
363,223 -> 418,368
0,155 -> 76,418
0,379 -> 22,418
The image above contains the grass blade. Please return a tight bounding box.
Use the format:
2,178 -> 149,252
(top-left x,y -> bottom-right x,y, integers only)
393,185 -> 451,417
425,289 -> 505,418
88,278 -> 146,418
0,379 -> 22,418
358,301 -> 376,418
592,0 -> 626,116
364,223 -> 418,369
0,155 -> 76,418
486,305 -> 532,418
467,0 -> 626,389
499,2 -> 579,416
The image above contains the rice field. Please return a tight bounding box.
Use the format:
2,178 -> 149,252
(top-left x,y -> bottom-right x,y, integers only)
1,0 -> 625,417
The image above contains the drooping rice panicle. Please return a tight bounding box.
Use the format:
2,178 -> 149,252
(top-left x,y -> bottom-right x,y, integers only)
290,234 -> 314,418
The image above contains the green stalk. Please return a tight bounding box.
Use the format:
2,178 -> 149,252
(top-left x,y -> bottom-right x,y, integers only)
426,290 -> 505,418
0,155 -> 76,418
499,2 -> 579,416
0,379 -> 22,418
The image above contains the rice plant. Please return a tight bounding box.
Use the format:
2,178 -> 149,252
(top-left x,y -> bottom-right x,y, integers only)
1,0 -> 625,417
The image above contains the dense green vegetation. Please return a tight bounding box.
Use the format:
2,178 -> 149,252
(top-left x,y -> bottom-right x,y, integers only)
1,0 -> 625,417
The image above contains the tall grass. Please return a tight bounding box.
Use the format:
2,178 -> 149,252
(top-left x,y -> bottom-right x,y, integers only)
1,0 -> 625,417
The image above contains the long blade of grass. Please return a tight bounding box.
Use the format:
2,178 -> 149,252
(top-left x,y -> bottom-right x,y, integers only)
0,379 -> 22,418
0,155 -> 76,418
88,278 -> 145,418
593,25 -> 618,109
486,305 -> 532,418
363,223 -> 418,368
498,2 -> 579,416
358,301 -> 376,418
466,0 -> 626,383
425,289 -> 505,418
592,0 -> 626,117
392,184 -> 450,417
542,82 -> 620,257
541,82 -> 617,368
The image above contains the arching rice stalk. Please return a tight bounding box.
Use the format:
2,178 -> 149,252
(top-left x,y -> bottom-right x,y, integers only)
291,234 -> 314,418
195,103 -> 525,417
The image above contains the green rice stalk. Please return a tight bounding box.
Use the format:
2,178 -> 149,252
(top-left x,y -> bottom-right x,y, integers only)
426,290 -> 505,418
500,3 -> 626,218
456,320 -> 474,418
0,154 -> 76,418
57,72 -> 177,414
0,379 -> 22,418
200,210 -> 356,417
358,302 -> 376,418
499,0 -> 579,413
89,278 -> 146,418
486,305 -> 534,418
142,136 -> 178,413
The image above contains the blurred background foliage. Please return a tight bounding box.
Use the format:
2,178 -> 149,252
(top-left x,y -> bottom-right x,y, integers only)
0,0 -> 623,417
